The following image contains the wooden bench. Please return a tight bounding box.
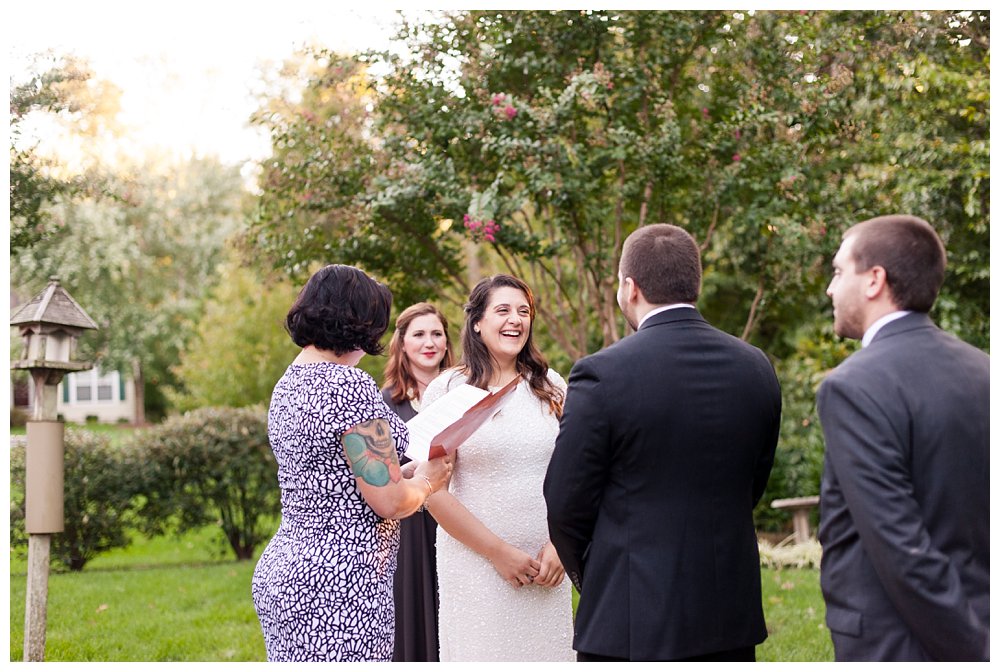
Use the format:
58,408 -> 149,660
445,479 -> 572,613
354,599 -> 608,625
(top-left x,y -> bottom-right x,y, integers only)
771,495 -> 820,544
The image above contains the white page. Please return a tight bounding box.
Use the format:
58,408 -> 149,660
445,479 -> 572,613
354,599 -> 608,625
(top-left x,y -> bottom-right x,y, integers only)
404,384 -> 490,461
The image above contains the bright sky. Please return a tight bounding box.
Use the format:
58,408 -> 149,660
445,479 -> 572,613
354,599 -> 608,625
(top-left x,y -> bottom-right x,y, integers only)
7,1 -> 406,167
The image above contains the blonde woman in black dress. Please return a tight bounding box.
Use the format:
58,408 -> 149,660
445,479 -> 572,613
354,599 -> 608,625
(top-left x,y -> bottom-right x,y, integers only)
381,302 -> 455,661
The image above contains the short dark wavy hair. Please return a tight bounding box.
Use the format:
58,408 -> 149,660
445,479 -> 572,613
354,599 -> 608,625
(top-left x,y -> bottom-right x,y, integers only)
285,265 -> 392,356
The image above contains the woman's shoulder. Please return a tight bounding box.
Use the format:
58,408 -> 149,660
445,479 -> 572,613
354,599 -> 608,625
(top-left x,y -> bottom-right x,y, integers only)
545,367 -> 568,391
286,362 -> 379,395
423,367 -> 467,405
434,366 -> 468,387
330,362 -> 379,388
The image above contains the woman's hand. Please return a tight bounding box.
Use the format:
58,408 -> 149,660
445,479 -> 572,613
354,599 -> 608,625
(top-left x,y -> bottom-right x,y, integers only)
533,541 -> 566,587
488,542 -> 541,589
413,454 -> 453,495
400,460 -> 418,479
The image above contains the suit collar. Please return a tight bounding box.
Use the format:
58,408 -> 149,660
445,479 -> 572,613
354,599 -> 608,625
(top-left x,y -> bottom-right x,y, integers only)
637,303 -> 696,329
868,311 -> 934,344
637,305 -> 703,331
861,310 -> 912,347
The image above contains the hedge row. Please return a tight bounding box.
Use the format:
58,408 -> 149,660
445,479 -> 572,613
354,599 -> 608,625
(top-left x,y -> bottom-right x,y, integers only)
9,407 -> 279,571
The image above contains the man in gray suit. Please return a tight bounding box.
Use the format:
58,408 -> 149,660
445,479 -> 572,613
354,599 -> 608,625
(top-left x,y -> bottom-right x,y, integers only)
818,214 -> 989,661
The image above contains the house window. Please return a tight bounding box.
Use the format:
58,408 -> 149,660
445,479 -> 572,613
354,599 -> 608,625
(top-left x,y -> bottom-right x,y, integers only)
66,368 -> 123,403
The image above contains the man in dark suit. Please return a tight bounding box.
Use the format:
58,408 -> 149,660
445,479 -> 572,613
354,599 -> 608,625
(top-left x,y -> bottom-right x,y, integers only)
817,214 -> 989,661
543,223 -> 781,661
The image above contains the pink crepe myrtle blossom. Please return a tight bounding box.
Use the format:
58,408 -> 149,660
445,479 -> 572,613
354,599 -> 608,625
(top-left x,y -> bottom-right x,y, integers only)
463,215 -> 500,243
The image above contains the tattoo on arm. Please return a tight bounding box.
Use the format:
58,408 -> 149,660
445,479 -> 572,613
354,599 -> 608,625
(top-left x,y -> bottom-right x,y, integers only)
342,418 -> 402,487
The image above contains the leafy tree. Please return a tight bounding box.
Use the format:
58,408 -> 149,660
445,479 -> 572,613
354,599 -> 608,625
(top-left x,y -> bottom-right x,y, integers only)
246,10 -> 988,530
844,10 -> 990,350
11,156 -> 247,422
167,256 -> 299,411
246,50 -> 471,310
248,11 -> 986,355
12,54 -> 250,421
9,54 -> 114,252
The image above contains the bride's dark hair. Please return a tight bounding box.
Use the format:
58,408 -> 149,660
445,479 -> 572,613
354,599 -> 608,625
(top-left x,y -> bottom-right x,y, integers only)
459,274 -> 563,417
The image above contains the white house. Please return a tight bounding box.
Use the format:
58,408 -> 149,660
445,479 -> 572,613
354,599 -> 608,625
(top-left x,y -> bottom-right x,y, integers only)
13,367 -> 136,425
56,367 -> 136,424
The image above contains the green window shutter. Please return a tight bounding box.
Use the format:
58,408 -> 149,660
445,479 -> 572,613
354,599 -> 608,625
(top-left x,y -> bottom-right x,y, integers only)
120,376 -> 126,401
63,380 -> 70,403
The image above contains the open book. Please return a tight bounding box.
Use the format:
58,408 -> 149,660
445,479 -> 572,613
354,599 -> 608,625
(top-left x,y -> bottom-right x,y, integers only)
404,376 -> 520,462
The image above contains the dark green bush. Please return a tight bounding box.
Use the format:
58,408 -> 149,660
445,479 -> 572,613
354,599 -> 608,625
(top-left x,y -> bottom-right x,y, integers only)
10,430 -> 144,571
753,324 -> 855,533
136,406 -> 279,560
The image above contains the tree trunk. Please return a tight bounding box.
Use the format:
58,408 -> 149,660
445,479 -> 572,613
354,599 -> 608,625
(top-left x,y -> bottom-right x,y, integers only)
131,359 -> 146,426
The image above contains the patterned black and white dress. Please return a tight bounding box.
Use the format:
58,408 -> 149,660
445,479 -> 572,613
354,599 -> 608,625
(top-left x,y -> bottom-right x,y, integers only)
252,362 -> 409,662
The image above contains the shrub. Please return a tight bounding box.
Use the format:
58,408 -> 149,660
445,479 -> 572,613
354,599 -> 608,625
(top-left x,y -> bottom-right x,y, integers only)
10,430 -> 144,571
136,406 -> 279,560
753,324 -> 853,533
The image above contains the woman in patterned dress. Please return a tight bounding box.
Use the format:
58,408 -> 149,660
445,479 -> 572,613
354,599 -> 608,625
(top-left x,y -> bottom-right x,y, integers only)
251,265 -> 453,662
423,274 -> 575,661
380,302 -> 454,661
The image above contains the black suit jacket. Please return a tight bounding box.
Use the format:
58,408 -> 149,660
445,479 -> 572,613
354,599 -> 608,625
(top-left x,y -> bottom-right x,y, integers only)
543,308 -> 780,660
817,312 -> 989,661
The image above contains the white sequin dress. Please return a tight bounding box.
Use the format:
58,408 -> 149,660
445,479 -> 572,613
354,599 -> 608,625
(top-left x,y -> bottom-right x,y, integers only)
423,369 -> 574,662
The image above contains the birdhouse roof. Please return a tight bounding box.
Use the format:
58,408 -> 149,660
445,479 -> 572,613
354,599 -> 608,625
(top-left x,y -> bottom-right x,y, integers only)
10,278 -> 98,330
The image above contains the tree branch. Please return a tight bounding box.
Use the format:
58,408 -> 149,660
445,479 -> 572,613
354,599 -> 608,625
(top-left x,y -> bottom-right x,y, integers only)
740,273 -> 767,342
700,201 -> 720,253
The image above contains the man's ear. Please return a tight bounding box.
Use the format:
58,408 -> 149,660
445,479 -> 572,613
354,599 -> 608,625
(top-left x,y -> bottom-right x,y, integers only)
865,266 -> 889,300
623,276 -> 640,303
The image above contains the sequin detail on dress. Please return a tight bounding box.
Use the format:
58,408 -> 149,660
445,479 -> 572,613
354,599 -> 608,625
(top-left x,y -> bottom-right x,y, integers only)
425,369 -> 574,661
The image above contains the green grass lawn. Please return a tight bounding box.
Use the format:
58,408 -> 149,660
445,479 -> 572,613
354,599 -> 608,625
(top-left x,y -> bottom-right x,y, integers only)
10,526 -> 266,662
758,567 -> 833,661
10,523 -> 833,662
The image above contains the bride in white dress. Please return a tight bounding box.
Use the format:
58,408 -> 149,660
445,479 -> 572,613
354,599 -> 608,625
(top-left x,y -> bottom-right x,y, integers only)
423,275 -> 574,662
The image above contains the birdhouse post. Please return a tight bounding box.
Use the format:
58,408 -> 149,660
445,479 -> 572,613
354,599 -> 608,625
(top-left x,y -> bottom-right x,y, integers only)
10,277 -> 98,662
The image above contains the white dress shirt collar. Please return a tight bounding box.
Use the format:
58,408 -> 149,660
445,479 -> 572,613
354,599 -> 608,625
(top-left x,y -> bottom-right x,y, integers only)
638,303 -> 696,330
862,310 -> 912,347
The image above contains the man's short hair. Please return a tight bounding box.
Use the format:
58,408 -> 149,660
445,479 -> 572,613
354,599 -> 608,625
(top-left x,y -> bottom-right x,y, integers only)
620,224 -> 702,304
844,215 -> 946,312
